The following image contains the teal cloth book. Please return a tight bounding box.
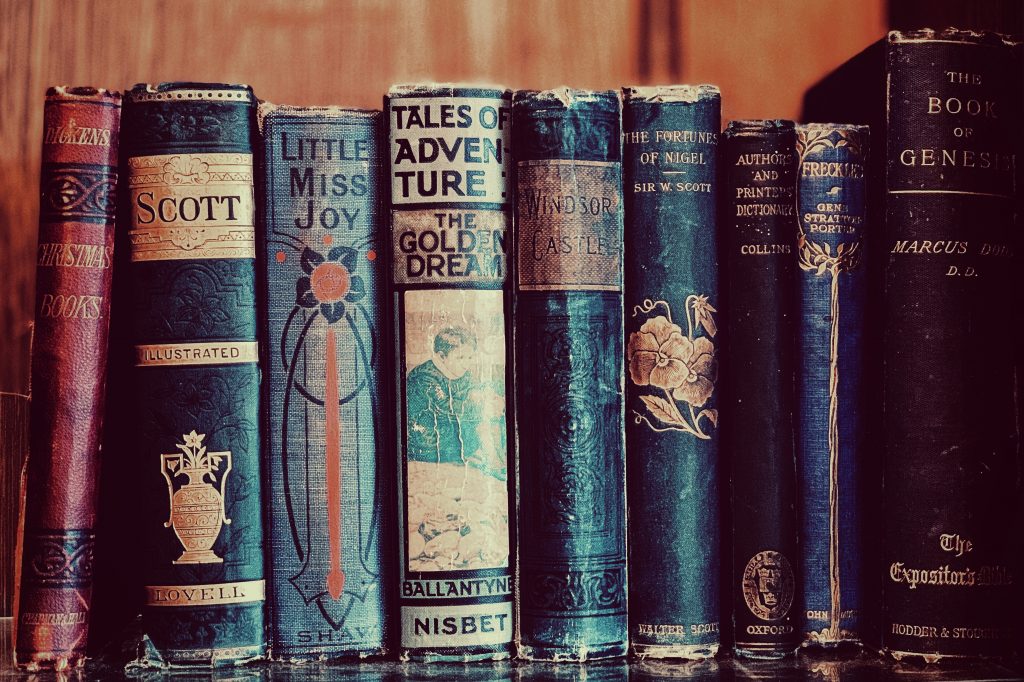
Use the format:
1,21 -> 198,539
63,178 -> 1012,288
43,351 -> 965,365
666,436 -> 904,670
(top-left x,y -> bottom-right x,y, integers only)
622,85 -> 722,660
513,88 -> 628,662
121,82 -> 265,666
259,104 -> 389,659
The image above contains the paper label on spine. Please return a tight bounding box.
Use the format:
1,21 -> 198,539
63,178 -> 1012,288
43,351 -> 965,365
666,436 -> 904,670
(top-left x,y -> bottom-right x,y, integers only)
516,160 -> 622,291
402,288 -> 509,574
389,97 -> 510,205
135,341 -> 259,367
401,602 -> 513,648
392,209 -> 508,285
128,152 -> 256,261
146,579 -> 265,607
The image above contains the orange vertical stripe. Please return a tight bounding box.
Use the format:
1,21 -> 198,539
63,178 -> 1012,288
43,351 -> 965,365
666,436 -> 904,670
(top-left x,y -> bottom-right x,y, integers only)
325,327 -> 345,600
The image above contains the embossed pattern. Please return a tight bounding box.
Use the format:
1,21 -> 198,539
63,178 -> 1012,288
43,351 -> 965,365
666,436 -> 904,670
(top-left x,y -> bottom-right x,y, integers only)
122,82 -> 266,665
131,260 -> 257,343
128,102 -> 251,151
39,165 -> 117,223
524,567 -> 626,613
513,89 -> 626,661
21,530 -> 95,588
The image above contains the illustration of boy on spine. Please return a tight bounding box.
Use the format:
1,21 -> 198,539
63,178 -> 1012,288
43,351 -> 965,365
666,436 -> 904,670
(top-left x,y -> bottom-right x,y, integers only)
406,325 -> 506,480
406,324 -> 509,572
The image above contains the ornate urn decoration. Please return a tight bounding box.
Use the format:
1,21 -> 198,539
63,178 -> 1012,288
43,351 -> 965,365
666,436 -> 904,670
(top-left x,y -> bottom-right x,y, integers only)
160,430 -> 232,564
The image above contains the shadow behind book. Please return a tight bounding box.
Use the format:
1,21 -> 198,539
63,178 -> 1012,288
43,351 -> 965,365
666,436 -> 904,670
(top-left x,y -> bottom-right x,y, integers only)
802,40 -> 886,654
88,132 -> 145,659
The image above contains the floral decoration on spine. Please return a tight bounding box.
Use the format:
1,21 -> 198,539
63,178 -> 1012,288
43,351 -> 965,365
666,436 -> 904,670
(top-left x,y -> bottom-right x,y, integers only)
628,296 -> 718,438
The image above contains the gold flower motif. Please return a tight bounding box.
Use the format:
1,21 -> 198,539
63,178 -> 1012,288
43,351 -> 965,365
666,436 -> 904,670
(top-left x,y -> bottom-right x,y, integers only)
182,430 -> 204,449
162,156 -> 211,185
691,295 -> 718,337
627,316 -> 690,390
628,296 -> 719,439
671,336 -> 717,407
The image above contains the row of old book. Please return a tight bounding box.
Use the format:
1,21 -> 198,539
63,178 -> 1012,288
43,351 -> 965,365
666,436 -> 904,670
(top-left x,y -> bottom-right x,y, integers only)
12,29 -> 1022,671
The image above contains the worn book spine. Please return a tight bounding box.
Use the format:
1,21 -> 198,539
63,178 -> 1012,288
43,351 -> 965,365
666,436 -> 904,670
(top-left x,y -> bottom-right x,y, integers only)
721,119 -> 799,659
122,82 -> 265,665
882,29 -> 1022,660
260,105 -> 388,659
795,123 -> 869,647
513,88 -> 627,661
621,85 -> 721,659
14,87 -> 120,671
386,85 -> 514,661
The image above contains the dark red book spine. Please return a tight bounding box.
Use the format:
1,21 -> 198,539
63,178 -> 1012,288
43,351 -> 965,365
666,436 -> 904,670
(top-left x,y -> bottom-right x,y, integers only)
14,87 -> 120,671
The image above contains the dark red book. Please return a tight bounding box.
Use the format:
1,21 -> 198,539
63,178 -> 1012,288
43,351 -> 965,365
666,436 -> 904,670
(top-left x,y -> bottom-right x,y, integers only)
14,86 -> 120,671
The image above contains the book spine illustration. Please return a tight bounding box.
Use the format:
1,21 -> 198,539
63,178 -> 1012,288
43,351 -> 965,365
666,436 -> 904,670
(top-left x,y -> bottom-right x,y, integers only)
14,87 -> 120,671
795,123 -> 869,647
122,82 -> 265,665
621,86 -> 721,659
513,88 -> 627,662
721,119 -> 800,658
882,30 -> 1022,660
260,105 -> 388,659
386,85 -> 514,661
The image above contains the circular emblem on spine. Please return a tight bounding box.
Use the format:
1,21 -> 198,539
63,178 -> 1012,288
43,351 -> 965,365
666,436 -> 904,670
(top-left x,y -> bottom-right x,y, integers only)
742,550 -> 794,621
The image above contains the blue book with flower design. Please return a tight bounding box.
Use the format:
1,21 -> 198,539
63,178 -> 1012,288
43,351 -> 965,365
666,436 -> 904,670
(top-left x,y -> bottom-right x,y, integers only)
795,123 -> 868,647
622,86 -> 721,659
259,105 -> 389,659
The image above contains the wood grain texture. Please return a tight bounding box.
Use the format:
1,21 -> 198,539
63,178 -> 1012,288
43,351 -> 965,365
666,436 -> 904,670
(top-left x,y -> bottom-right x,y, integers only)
0,0 -> 645,394
0,394 -> 28,617
681,0 -> 886,124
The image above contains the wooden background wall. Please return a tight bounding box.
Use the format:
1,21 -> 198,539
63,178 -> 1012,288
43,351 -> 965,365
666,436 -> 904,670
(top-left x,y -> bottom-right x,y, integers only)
0,0 -> 887,396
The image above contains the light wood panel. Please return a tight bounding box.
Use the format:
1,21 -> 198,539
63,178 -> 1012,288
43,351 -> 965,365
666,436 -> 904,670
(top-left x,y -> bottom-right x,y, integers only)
681,0 -> 886,124
0,0 -> 888,394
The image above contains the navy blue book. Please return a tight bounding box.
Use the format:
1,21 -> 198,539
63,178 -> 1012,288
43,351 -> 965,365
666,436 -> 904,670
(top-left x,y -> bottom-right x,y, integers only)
121,82 -> 265,665
622,85 -> 722,659
513,88 -> 627,662
386,85 -> 514,661
721,119 -> 800,659
259,104 -> 388,659
795,123 -> 868,647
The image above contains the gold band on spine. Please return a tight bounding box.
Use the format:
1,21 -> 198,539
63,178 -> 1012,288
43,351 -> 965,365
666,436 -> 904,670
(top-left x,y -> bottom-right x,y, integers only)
129,226 -> 256,261
135,341 -> 258,367
145,579 -> 265,607
128,153 -> 256,262
127,89 -> 252,104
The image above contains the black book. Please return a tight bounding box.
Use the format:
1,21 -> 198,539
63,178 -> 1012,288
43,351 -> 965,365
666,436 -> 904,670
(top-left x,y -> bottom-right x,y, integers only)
721,120 -> 800,659
806,29 -> 1022,659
